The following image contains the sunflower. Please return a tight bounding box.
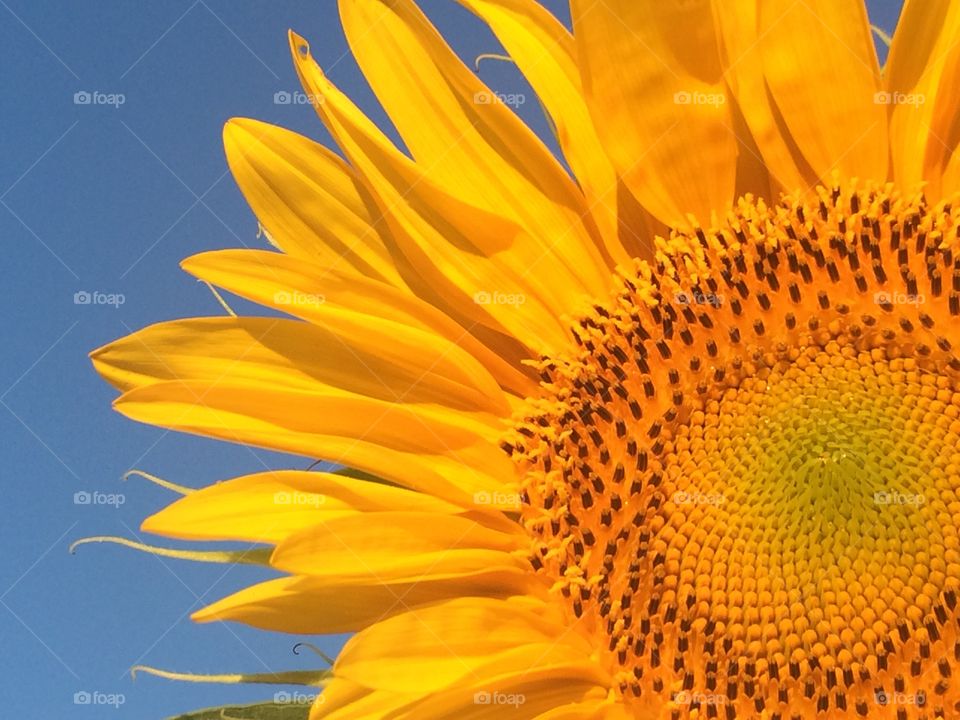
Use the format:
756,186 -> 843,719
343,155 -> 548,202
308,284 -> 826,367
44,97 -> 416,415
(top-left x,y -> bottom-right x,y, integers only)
86,0 -> 960,718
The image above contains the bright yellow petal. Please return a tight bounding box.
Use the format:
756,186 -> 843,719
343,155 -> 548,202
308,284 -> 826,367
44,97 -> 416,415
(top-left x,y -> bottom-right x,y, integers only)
571,0 -> 737,226
534,701 -> 625,720
756,0 -> 888,181
457,0 -> 653,264
270,513 -> 527,583
141,470 -> 463,543
223,117 -> 406,287
112,379 -> 515,503
92,316 -> 506,415
309,680 -> 412,720
885,0 -> 960,196
943,145 -> 960,196
192,569 -> 536,633
338,0 -> 612,289
713,0 -> 818,193
393,668 -> 609,720
331,597 -> 577,693
290,31 -> 590,355
181,249 -> 535,399
312,674 -> 610,720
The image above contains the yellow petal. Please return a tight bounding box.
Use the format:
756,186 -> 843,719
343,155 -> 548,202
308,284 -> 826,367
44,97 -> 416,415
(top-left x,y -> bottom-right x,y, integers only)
112,379 -> 515,503
310,680 -> 412,720
534,701 -> 623,720
182,249 -> 534,400
756,0 -> 888,182
290,31 -> 588,355
943,146 -> 960,196
571,0 -> 737,226
712,0 -> 818,193
141,470 -> 463,543
192,569 -> 536,633
93,315 -> 507,415
885,0 -> 960,196
457,0 -> 658,264
223,117 -> 405,287
312,673 -> 610,720
338,0 -> 612,287
270,513 -> 527,583
392,665 -> 609,720
332,597 -> 577,693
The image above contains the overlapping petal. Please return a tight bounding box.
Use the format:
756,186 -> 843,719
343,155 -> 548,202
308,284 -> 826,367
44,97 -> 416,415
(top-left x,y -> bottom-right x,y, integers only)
886,0 -> 960,197
223,117 -> 406,286
571,0 -> 738,226
339,0 -> 612,287
755,0 -> 888,182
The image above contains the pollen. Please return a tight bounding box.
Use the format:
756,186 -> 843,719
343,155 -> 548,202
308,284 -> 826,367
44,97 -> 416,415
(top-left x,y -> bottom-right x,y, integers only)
510,182 -> 960,718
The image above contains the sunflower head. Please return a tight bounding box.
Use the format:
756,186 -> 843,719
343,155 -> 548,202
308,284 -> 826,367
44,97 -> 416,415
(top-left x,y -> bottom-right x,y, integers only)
86,1 -> 960,718
513,181 -> 960,717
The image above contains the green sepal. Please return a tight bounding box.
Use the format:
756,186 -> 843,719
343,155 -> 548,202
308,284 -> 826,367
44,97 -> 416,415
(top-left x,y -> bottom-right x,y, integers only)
166,700 -> 311,720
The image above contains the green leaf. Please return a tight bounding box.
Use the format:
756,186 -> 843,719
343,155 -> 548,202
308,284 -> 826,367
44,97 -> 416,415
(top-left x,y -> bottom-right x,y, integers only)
166,700 -> 312,720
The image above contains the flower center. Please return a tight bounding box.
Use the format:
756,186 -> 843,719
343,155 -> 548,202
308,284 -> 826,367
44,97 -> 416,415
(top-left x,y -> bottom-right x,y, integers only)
510,183 -> 960,717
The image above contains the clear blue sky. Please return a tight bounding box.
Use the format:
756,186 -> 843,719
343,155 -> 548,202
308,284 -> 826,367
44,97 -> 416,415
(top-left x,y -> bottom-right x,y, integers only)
0,1 -> 904,718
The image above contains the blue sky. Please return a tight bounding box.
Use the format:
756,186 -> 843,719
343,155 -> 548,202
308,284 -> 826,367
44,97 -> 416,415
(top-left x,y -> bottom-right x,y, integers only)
0,1 -> 904,718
